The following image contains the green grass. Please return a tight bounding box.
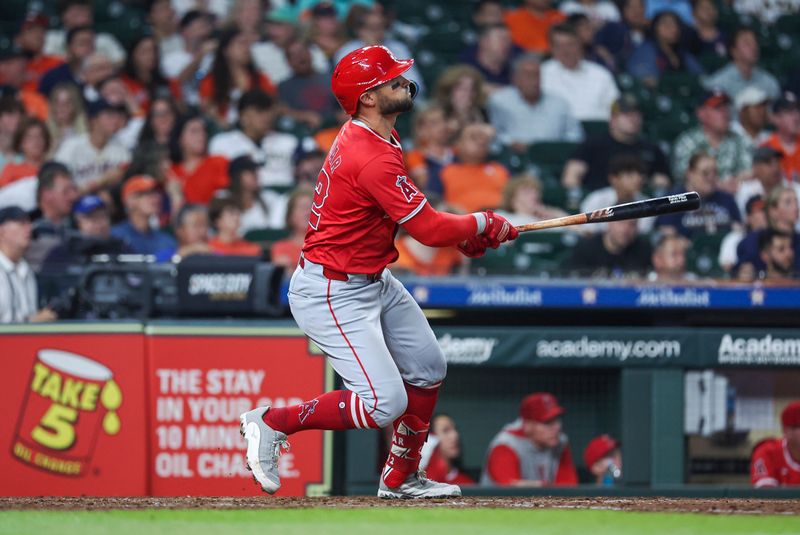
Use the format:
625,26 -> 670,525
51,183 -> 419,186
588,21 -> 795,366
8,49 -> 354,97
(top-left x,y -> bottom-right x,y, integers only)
1,508 -> 799,535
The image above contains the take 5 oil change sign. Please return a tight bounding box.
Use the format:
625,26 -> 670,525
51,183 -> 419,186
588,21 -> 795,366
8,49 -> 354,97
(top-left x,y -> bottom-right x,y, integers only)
0,330 -> 148,496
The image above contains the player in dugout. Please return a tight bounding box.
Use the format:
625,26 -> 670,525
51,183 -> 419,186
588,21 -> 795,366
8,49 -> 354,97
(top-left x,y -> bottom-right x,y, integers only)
481,392 -> 578,486
751,401 -> 800,487
240,45 -> 518,498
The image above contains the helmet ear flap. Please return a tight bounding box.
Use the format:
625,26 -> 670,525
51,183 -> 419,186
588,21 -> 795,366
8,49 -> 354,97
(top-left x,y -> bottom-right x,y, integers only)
408,80 -> 419,100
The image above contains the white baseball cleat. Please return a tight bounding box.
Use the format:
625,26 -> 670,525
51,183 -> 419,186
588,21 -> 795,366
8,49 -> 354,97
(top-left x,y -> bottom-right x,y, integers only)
240,407 -> 289,494
377,469 -> 462,499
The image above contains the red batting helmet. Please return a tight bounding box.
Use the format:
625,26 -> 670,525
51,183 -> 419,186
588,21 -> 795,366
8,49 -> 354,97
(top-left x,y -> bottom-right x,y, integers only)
331,45 -> 415,115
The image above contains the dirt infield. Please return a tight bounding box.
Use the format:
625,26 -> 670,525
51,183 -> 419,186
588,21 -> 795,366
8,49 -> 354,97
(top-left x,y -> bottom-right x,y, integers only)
1,496 -> 798,515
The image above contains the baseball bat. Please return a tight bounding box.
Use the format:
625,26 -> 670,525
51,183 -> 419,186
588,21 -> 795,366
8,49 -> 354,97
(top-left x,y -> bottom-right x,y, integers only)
515,191 -> 701,233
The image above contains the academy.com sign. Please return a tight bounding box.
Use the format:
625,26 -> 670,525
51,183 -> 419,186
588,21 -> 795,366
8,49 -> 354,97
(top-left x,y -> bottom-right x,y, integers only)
536,337 -> 681,361
718,334 -> 800,365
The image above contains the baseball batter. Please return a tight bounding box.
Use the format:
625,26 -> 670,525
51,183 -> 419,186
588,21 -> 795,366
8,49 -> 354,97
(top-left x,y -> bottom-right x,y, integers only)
240,45 -> 518,498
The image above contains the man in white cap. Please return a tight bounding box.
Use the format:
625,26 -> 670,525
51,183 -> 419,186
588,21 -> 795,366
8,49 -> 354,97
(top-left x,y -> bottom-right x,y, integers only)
731,86 -> 770,149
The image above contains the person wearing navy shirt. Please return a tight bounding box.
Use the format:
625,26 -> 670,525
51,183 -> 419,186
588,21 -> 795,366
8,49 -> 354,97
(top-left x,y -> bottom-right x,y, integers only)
111,175 -> 176,259
458,24 -> 522,88
655,151 -> 740,239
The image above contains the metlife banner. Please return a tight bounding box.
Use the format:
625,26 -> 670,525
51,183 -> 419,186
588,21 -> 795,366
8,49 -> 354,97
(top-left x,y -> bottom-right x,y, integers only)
432,327 -> 800,368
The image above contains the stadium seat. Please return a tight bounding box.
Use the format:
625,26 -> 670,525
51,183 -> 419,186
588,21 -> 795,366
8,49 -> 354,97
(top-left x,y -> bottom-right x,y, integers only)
244,228 -> 290,244
471,231 -> 578,276
775,14 -> 800,34
581,120 -> 609,138
686,233 -> 726,278
657,72 -> 704,100
527,142 -> 579,172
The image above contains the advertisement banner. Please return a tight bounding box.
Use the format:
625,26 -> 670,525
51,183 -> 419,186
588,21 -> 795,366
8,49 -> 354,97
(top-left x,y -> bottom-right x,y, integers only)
146,326 -> 330,496
0,327 -> 148,496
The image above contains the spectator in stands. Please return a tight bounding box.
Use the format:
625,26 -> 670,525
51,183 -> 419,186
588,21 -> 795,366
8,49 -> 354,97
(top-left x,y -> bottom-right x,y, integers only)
495,174 -> 567,227
441,122 -> 509,213
541,24 -> 620,121
271,188 -> 314,270
45,82 -> 87,155
207,194 -> 262,256
82,54 -> 118,105
294,149 -> 327,189
593,0 -> 648,73
168,112 -> 229,205
567,13 -> 615,72
334,8 -> 425,96
278,40 -> 339,130
433,66 -> 489,142
147,0 -> 182,58
253,7 -> 330,86
736,186 -> 800,276
121,35 -> 170,117
562,93 -> 670,193
648,233 -> 693,282
488,53 -> 583,150
505,0 -> 566,54
658,151 -> 741,239
0,206 -> 56,323
306,2 -> 348,62
172,204 -> 212,260
761,92 -> 800,183
39,26 -> 95,97
472,0 -> 505,28
15,13 -> 63,94
719,195 -> 767,273
0,44 -> 48,122
43,0 -> 125,65
420,414 -> 475,486
732,86 -> 770,150
96,76 -> 145,152
671,90 -> 751,186
160,10 -> 216,105
54,99 -> 130,193
583,434 -> 622,486
26,162 -> 79,271
0,97 -> 24,170
580,154 -> 654,234
702,27 -> 780,101
560,0 -> 620,26
751,401 -> 800,487
200,28 -> 276,129
0,118 -> 50,188
136,96 -> 178,149
481,392 -> 578,486
683,0 -> 727,60
567,218 -> 652,276
209,90 -> 298,187
626,10 -> 702,88
737,147 -> 800,221
112,175 -> 176,257
230,0 -> 264,46
758,229 -> 796,281
227,155 -> 287,234
406,105 -> 454,197
391,199 -> 467,276
459,24 -> 521,90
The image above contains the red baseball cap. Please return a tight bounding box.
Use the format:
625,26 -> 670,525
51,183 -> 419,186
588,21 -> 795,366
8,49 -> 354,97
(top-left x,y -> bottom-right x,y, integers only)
782,401 -> 800,427
519,392 -> 565,423
331,45 -> 414,115
122,175 -> 158,203
583,434 -> 619,468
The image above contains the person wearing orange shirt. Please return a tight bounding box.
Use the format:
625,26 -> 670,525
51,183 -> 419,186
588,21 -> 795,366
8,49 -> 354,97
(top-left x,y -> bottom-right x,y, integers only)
0,117 -> 50,188
121,35 -> 170,116
441,122 -> 509,213
208,194 -> 262,257
15,13 -> 64,94
761,92 -> 800,182
169,113 -> 230,205
199,28 -> 276,129
505,0 -> 566,53
270,188 -> 313,270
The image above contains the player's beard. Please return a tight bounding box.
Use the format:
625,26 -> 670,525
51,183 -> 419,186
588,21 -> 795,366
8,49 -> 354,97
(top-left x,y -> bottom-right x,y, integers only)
379,93 -> 414,115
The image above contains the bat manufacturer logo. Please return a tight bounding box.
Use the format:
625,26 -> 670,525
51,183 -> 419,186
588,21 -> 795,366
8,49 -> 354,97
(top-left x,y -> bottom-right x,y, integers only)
668,194 -> 688,204
395,175 -> 418,203
589,207 -> 613,221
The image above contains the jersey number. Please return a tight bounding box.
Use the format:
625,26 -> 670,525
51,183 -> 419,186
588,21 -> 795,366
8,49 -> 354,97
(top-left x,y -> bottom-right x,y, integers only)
309,168 -> 330,230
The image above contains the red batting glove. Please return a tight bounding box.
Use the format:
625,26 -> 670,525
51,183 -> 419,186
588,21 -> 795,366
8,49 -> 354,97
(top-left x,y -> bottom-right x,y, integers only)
481,210 -> 519,249
457,235 -> 489,258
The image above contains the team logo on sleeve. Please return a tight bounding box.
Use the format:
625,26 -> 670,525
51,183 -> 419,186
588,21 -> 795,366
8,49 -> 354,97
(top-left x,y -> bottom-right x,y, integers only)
395,175 -> 419,203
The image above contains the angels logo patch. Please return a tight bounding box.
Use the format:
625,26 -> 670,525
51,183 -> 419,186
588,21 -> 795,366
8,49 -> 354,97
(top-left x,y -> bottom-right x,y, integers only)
395,175 -> 419,203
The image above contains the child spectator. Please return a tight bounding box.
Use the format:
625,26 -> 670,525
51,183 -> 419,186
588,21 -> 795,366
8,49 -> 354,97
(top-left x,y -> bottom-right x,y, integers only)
208,194 -> 262,256
270,188 -> 313,270
481,392 -> 578,486
440,122 -> 509,213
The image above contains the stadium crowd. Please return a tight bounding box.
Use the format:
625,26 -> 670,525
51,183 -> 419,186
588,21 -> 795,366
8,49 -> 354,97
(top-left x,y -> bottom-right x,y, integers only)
1,0 -> 800,322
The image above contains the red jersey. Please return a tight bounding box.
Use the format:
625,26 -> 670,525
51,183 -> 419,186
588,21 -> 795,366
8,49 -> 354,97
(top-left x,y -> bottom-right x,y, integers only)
751,438 -> 800,487
303,119 -> 427,274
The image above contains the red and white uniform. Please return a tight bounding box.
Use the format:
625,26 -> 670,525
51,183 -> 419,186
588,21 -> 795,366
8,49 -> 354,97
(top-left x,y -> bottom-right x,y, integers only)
751,438 -> 800,487
303,119 -> 426,274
